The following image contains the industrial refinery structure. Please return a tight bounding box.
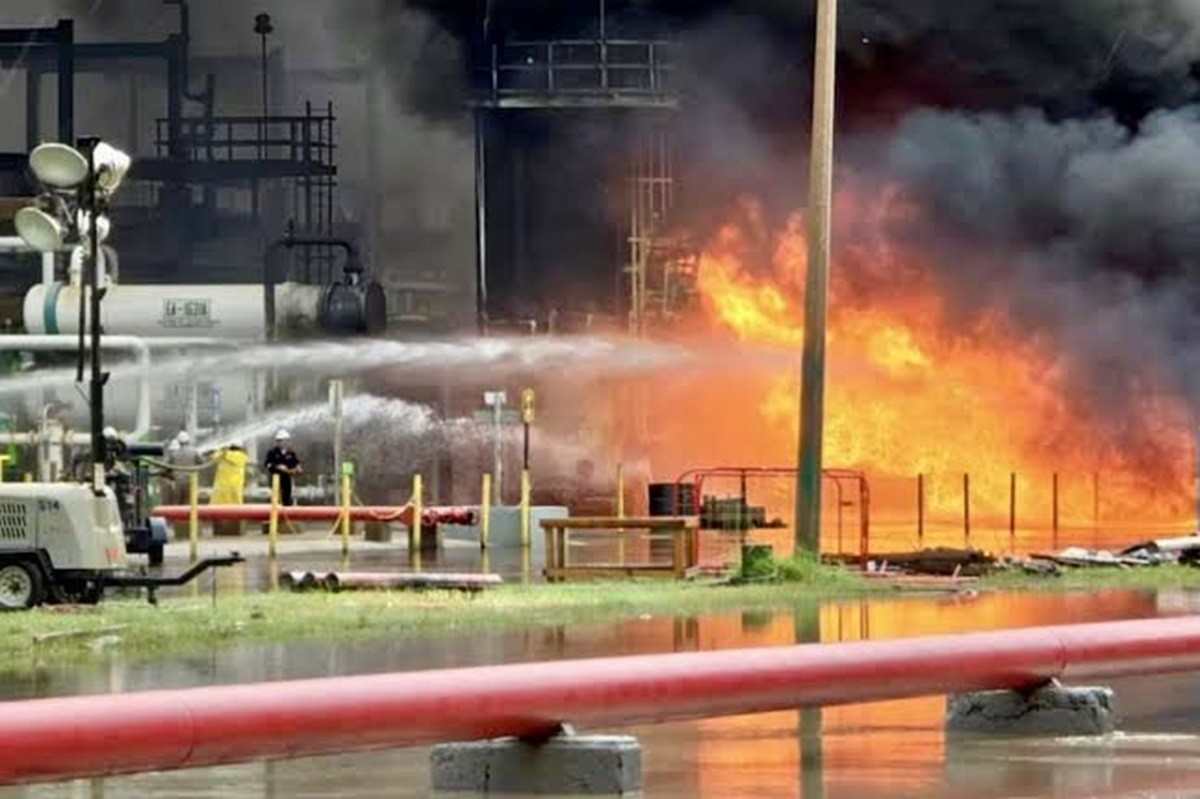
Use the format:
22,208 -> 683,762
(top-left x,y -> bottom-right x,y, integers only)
0,2 -> 678,511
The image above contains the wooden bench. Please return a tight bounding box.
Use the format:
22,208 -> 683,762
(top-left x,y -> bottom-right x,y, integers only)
540,517 -> 700,583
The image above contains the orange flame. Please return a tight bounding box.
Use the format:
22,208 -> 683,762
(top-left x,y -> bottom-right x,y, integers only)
680,189 -> 1195,544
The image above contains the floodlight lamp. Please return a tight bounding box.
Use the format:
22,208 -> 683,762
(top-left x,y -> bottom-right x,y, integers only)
28,142 -> 89,189
14,206 -> 66,252
91,142 -> 131,196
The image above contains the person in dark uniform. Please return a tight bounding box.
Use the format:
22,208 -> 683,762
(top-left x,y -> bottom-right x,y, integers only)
264,429 -> 302,506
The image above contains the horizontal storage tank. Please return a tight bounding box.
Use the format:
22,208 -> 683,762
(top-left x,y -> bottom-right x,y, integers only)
23,281 -> 385,340
19,370 -> 265,438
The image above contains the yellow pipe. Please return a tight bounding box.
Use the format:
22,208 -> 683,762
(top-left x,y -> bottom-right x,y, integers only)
480,473 -> 492,550
268,473 -> 280,559
188,472 -> 200,563
520,469 -> 532,548
340,473 -> 352,557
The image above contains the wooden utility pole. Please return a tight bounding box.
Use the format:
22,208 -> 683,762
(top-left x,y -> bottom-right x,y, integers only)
795,0 -> 838,554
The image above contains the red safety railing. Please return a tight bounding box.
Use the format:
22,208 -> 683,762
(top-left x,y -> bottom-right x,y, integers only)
150,504 -> 475,526
673,467 -> 871,566
3,617 -> 1200,785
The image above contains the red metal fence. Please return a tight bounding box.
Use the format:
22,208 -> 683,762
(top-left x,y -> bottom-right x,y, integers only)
678,468 -> 1192,558
3,617 -> 1200,786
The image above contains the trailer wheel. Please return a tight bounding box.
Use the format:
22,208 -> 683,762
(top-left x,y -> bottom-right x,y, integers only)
0,561 -> 44,610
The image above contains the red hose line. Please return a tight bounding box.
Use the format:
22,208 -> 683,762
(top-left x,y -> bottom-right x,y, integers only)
150,505 -> 476,526
3,618 -> 1200,785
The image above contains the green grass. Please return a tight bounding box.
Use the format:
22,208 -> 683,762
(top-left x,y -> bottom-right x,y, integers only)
1,572 -> 868,678
6,561 -> 1200,680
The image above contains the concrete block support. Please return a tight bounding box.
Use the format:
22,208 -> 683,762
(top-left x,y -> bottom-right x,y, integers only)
946,684 -> 1115,737
430,735 -> 642,795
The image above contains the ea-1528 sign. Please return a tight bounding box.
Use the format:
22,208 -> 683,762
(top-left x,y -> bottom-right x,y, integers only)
160,299 -> 216,329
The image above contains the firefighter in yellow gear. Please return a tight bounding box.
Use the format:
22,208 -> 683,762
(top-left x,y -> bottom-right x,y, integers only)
211,440 -> 249,504
210,440 -> 249,537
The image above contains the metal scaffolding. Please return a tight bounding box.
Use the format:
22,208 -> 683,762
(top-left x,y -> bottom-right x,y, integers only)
626,123 -> 676,335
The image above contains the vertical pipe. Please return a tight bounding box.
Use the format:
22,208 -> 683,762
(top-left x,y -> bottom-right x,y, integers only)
616,463 -> 626,518
917,474 -> 925,550
599,0 -> 608,90
188,472 -> 199,563
86,143 -> 104,493
1009,473 -> 1017,555
520,469 -> 531,549
513,144 -> 527,303
474,111 -> 489,332
794,0 -> 838,555
330,380 -> 344,496
340,473 -> 352,558
834,480 -> 844,555
1052,472 -> 1060,551
860,478 -> 870,570
26,65 -> 40,152
411,474 -> 424,556
259,33 -> 269,161
480,473 -> 492,550
491,399 -> 504,505
56,20 -> 74,144
963,473 -> 971,550
268,473 -> 280,559
616,463 -> 626,566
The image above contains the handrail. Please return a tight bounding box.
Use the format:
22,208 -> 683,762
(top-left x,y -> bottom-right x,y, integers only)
671,466 -> 871,565
3,617 -> 1200,785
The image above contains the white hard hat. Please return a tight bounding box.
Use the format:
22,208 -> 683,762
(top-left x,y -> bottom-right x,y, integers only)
167,441 -> 181,452
275,429 -> 291,441
102,425 -> 118,439
230,438 -> 245,449
177,431 -> 191,445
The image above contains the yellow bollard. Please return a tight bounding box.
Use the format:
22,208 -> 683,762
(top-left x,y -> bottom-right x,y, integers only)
411,474 -> 423,558
520,469 -> 532,548
188,472 -> 200,563
480,473 -> 492,550
22,473 -> 31,483
268,473 -> 280,559
616,463 -> 626,566
340,473 -> 352,558
0,455 -> 9,483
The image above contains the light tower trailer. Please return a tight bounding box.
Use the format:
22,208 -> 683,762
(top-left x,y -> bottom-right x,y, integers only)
0,482 -> 240,609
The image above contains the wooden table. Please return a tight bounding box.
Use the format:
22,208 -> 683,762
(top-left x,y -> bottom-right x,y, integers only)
540,516 -> 700,582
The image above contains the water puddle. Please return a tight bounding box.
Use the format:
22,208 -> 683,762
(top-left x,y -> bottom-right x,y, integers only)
4,589 -> 1200,796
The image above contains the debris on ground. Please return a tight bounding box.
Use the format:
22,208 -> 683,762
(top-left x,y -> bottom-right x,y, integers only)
850,547 -> 996,577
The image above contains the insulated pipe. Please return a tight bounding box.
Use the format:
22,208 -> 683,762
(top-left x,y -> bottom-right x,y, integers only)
0,335 -> 152,440
2,617 -> 1200,785
151,504 -> 477,527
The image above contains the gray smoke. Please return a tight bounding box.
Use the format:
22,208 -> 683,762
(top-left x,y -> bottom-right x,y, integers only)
870,105 -> 1200,467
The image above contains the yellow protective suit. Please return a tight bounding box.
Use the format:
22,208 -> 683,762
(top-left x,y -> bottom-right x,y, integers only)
210,447 -> 249,505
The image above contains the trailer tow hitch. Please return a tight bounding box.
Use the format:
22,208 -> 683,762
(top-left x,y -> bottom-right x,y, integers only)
102,553 -> 245,605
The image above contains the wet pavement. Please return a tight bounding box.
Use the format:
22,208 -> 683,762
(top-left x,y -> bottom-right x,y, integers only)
4,589 -> 1200,796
